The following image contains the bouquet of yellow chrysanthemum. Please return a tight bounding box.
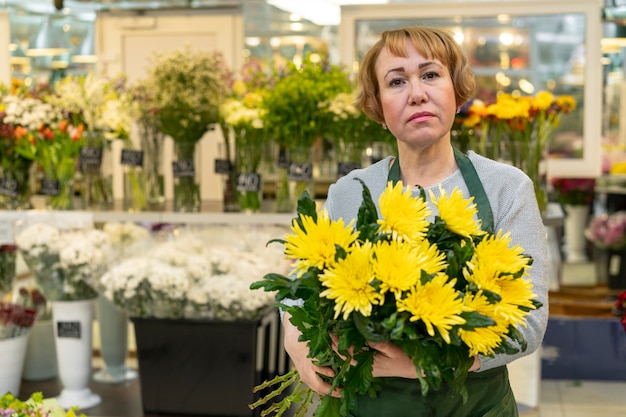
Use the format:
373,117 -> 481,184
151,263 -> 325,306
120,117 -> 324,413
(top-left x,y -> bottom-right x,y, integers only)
250,179 -> 542,417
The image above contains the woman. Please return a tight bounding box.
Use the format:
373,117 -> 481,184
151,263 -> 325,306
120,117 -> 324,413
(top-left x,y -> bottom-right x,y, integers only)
282,26 -> 549,416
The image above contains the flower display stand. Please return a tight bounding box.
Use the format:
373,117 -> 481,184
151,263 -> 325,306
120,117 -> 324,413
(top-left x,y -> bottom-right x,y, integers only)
131,309 -> 287,417
0,332 -> 28,395
52,298 -> 101,410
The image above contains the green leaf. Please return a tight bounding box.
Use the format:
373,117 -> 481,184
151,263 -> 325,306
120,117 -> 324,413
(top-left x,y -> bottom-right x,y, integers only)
354,178 -> 381,242
459,311 -> 496,329
297,190 -> 318,220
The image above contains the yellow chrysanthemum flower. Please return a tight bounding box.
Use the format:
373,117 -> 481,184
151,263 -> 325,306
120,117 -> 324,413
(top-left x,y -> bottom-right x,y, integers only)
372,239 -> 445,299
378,181 -> 431,243
493,277 -> 537,327
534,91 -> 555,111
319,242 -> 381,320
396,273 -> 466,344
555,95 -> 576,113
284,210 -> 358,277
471,230 -> 530,278
429,186 -> 484,239
458,292 -> 507,356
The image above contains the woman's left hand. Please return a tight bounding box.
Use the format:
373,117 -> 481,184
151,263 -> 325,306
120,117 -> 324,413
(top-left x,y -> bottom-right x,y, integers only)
368,341 -> 420,378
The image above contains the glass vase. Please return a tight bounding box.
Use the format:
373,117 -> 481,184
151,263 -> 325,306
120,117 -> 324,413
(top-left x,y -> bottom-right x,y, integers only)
40,177 -> 74,210
286,144 -> 314,212
172,141 -> 200,213
334,140 -> 363,179
141,126 -> 165,211
121,147 -> 147,212
0,156 -> 33,210
500,134 -> 548,215
0,245 -> 17,300
80,131 -> 112,210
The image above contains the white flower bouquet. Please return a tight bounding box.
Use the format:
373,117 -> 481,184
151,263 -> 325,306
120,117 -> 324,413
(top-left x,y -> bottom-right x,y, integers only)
97,225 -> 292,320
15,221 -> 113,301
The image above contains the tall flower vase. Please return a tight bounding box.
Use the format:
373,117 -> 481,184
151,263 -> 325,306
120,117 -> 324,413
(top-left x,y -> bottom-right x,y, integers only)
501,137 -> 548,215
279,144 -> 314,213
121,147 -> 147,212
22,320 -> 58,381
52,298 -> 101,410
93,295 -> 137,383
80,131 -> 112,211
563,204 -> 589,263
172,141 -> 200,213
0,333 -> 29,395
0,156 -> 33,210
140,126 -> 165,211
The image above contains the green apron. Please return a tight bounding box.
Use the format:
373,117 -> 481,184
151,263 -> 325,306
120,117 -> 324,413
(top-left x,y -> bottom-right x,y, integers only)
349,148 -> 517,417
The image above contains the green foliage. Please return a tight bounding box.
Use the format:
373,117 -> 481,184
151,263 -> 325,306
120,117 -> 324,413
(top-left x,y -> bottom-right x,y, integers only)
263,56 -> 352,150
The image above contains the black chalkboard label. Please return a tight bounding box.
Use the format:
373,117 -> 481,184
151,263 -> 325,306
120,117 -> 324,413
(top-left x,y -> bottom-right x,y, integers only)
121,149 -> 144,167
214,159 -> 232,174
79,146 -> 103,167
288,162 -> 313,181
276,148 -> 290,169
0,178 -> 19,197
40,178 -> 60,196
172,160 -> 195,178
57,321 -> 81,338
337,162 -> 361,178
237,173 -> 262,192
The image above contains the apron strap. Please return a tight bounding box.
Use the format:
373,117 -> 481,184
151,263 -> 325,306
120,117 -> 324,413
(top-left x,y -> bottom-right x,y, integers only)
387,147 -> 494,233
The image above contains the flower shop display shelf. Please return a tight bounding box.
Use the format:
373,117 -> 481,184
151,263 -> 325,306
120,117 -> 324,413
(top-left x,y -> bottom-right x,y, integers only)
131,308 -> 289,417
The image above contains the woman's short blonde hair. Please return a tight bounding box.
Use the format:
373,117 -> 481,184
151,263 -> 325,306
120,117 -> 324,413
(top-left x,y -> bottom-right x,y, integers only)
356,26 -> 476,124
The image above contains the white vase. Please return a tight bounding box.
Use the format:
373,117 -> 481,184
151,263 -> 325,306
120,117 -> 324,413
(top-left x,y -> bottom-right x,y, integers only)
93,295 -> 137,383
0,333 -> 28,396
563,204 -> 589,263
52,298 -> 101,410
22,320 -> 58,381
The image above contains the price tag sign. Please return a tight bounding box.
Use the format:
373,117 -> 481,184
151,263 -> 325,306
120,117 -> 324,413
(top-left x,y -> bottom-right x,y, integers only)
79,146 -> 103,167
214,159 -> 232,175
121,149 -> 144,167
172,159 -> 195,178
0,177 -> 19,197
40,178 -> 60,196
337,162 -> 361,178
237,173 -> 262,192
57,321 -> 81,339
288,162 -> 313,181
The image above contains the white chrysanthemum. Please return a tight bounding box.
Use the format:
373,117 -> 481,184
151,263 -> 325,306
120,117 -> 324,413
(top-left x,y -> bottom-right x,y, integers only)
14,223 -> 59,251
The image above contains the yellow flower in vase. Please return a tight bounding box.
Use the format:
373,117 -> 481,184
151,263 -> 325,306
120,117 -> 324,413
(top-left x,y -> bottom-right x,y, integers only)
461,91 -> 577,214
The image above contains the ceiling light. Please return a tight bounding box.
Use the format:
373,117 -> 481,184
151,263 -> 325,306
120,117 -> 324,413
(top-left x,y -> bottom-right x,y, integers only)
268,0 -> 388,26
26,15 -> 71,57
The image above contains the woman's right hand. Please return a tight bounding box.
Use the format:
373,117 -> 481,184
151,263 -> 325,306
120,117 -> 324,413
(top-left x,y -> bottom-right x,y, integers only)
283,313 -> 342,398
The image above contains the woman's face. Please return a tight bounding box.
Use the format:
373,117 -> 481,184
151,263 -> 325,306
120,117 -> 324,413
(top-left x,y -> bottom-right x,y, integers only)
375,40 -> 457,150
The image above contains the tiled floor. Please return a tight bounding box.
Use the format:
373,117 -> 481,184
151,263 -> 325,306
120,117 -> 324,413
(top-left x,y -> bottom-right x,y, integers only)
538,379 -> 626,417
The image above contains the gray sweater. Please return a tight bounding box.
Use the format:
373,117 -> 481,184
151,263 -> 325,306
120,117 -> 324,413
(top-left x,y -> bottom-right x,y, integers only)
323,151 -> 549,372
